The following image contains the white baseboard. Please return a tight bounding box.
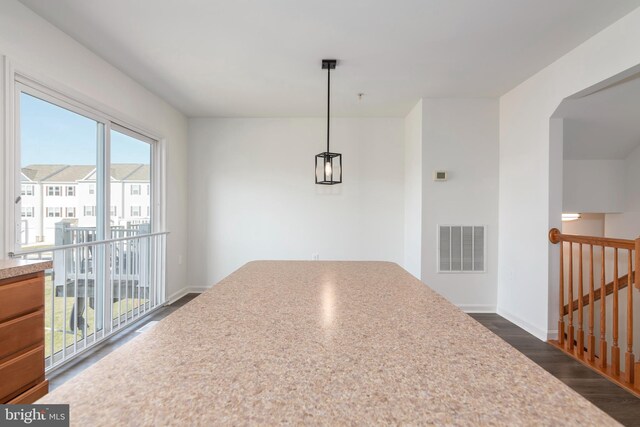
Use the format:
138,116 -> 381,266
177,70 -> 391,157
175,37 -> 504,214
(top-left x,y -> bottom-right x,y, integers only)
165,286 -> 208,305
458,304 -> 496,313
496,307 -> 549,341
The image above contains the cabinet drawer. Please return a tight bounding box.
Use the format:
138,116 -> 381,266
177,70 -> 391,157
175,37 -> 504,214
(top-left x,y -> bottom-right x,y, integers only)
0,274 -> 44,322
0,310 -> 44,361
0,346 -> 44,403
8,380 -> 49,404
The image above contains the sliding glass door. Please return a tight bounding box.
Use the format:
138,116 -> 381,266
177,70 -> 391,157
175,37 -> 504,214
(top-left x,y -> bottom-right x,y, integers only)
13,78 -> 163,370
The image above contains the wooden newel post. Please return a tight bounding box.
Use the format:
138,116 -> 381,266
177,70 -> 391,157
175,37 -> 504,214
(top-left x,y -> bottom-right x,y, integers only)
635,238 -> 640,387
549,229 -> 565,345
636,238 -> 640,290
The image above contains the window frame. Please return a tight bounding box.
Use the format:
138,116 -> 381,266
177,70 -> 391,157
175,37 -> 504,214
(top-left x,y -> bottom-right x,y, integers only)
46,186 -> 61,197
46,207 -> 62,218
4,66 -> 166,254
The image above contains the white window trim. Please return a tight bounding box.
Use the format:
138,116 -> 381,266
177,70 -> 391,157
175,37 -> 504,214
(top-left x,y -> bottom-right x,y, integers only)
3,59 -> 166,254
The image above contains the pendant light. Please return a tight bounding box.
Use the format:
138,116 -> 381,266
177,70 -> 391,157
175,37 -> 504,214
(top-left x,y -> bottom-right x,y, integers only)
315,59 -> 342,185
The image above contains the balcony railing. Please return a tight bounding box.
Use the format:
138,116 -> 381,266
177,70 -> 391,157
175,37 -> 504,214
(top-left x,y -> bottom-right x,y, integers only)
10,228 -> 167,372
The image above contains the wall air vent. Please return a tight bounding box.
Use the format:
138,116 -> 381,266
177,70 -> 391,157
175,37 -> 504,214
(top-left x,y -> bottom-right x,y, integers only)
438,225 -> 486,273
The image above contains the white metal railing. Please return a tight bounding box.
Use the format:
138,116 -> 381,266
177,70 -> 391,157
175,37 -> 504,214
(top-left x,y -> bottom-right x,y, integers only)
10,230 -> 168,372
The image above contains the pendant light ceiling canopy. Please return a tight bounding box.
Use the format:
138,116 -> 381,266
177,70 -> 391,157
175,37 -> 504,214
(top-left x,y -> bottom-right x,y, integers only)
315,59 -> 342,185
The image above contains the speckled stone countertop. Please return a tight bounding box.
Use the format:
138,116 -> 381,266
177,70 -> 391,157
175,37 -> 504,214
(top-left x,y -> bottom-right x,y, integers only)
39,261 -> 618,426
0,258 -> 52,280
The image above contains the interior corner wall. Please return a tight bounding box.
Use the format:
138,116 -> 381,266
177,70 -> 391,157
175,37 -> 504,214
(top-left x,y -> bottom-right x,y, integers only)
605,143 -> 640,239
563,159 -> 625,213
498,7 -> 640,341
420,98 -> 499,312
187,117 -> 405,287
403,100 -> 422,278
0,0 -> 189,299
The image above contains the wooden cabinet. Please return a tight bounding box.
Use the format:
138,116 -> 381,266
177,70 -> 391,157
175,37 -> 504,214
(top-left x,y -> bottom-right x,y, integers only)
0,271 -> 48,403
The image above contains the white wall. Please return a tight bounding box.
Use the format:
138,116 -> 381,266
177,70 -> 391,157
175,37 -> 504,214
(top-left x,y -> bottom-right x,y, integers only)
403,100 -> 422,278
421,99 -> 499,312
563,159 -> 625,213
606,143 -> 640,239
188,118 -> 405,286
498,7 -> 640,340
0,0 -> 189,299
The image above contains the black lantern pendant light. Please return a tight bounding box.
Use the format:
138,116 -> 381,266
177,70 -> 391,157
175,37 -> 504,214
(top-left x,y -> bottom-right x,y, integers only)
315,59 -> 342,185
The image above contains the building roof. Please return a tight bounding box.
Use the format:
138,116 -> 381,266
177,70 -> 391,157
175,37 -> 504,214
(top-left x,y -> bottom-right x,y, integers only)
22,164 -> 150,183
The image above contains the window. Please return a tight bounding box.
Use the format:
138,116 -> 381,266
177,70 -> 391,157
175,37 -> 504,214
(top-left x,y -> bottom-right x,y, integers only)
47,186 -> 61,196
14,82 -> 159,251
21,185 -> 34,196
21,207 -> 34,217
46,207 -> 62,217
112,127 -> 152,232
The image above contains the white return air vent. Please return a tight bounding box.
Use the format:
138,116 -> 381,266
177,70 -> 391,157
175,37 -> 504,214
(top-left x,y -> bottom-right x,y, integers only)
438,225 -> 486,273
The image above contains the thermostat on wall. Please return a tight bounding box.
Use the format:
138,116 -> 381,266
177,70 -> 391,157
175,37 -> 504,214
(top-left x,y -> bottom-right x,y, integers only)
433,171 -> 447,181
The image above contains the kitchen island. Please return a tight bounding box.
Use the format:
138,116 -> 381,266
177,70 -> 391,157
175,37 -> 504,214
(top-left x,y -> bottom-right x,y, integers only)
38,261 -> 617,425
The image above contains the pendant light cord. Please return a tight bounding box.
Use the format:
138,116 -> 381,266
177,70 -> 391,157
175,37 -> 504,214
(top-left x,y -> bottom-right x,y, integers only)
326,65 -> 330,155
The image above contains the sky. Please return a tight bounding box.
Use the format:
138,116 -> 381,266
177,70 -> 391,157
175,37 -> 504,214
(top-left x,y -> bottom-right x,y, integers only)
20,92 -> 151,167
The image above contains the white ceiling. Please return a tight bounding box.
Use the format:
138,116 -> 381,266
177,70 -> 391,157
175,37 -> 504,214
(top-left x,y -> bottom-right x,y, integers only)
20,0 -> 640,117
557,74 -> 640,160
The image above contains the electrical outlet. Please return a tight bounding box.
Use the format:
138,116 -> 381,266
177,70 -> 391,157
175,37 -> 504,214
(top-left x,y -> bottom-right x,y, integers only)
178,255 -> 183,265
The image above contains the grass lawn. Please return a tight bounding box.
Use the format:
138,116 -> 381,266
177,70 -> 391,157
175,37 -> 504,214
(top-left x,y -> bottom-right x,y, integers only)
44,274 -> 146,359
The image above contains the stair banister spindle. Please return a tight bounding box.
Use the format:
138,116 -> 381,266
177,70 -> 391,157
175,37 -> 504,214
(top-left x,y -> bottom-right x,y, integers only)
588,244 -> 595,362
625,248 -> 634,384
577,243 -> 584,357
612,248 -> 620,375
567,242 -> 575,351
600,245 -> 607,368
559,240 -> 565,346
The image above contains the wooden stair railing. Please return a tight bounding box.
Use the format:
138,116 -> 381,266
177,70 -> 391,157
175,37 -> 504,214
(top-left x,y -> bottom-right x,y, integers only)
549,228 -> 640,395
563,271 -> 635,316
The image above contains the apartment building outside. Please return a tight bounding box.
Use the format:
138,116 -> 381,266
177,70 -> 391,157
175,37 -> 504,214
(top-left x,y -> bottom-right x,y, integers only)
20,163 -> 151,246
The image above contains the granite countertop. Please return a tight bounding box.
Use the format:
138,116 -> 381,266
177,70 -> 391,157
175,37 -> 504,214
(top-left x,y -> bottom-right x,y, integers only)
39,261 -> 618,426
0,258 -> 52,280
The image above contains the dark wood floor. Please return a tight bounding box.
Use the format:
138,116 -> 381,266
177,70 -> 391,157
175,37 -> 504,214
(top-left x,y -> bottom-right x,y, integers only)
48,298 -> 639,425
471,313 -> 640,426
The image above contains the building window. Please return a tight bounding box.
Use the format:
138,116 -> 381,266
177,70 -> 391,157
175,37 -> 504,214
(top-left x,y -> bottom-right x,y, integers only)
21,207 -> 34,217
84,206 -> 96,216
65,207 -> 76,218
21,185 -> 34,196
131,184 -> 141,195
110,206 -> 117,216
131,206 -> 141,217
46,207 -> 62,217
89,184 -> 95,195
66,186 -> 75,196
47,186 -> 61,196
